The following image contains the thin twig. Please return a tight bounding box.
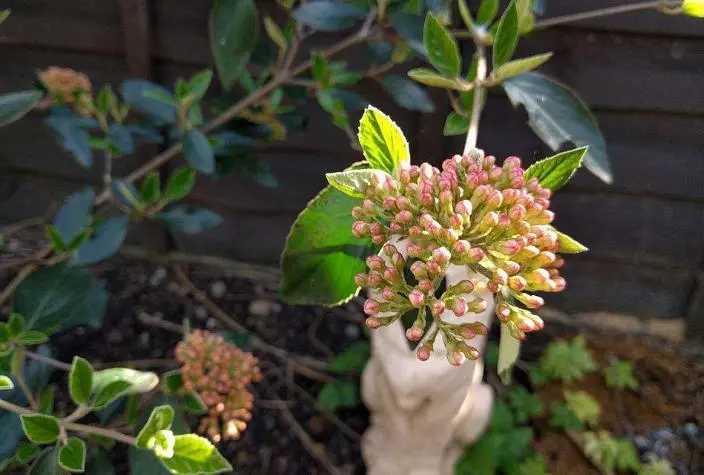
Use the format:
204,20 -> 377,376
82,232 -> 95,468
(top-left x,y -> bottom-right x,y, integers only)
262,381 -> 343,475
0,246 -> 51,307
137,311 -> 184,334
308,313 -> 334,356
0,215 -> 45,237
291,382 -> 361,441
534,0 -> 682,29
25,350 -> 72,371
15,373 -> 38,410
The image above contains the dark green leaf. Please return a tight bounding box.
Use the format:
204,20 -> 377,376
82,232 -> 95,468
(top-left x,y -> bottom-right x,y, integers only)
58,438 -> 85,473
182,392 -> 207,415
292,1 -> 366,31
71,217 -> 129,266
330,342 -> 370,374
443,111 -> 470,136
126,124 -> 164,143
8,314 -> 24,338
186,69 -> 213,102
165,167 -> 196,202
366,41 -> 393,63
317,380 -> 359,411
111,179 -> 144,210
183,129 -> 215,175
120,80 -> 177,125
16,331 -> 48,346
15,442 -> 39,465
0,90 -> 42,127
14,265 -> 104,333
326,169 -> 393,198
140,173 -> 161,204
407,68 -> 463,89
108,124 -> 134,156
494,52 -> 553,80
549,402 -> 584,431
493,0 -> 519,68
69,357 -> 94,405
423,13 -> 460,77
554,229 -> 588,254
381,75 -> 434,113
455,434 -> 498,475
136,406 -> 174,449
53,188 -> 95,244
164,371 -> 184,394
20,414 -> 60,444
84,448 -> 115,475
477,0 -> 499,24
28,447 -> 68,475
159,434 -> 232,474
209,0 -> 259,88
46,115 -> 93,167
503,72 -> 612,183
280,184 -> 376,305
46,225 -> 66,251
390,11 -> 425,55
358,105 -> 410,173
39,386 -> 55,415
158,206 -> 223,235
525,146 -> 587,191
507,386 -> 543,423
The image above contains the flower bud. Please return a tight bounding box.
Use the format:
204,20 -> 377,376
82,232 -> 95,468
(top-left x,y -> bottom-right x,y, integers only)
366,317 -> 381,329
431,300 -> 446,316
382,196 -> 396,210
352,221 -> 369,237
406,326 -> 424,341
432,247 -> 451,265
492,268 -> 508,286
366,255 -> 385,271
468,298 -> 488,313
396,196 -> 412,210
467,247 -> 485,264
454,279 -> 474,293
448,297 -> 467,317
447,349 -> 464,367
367,272 -> 384,288
383,267 -> 402,285
503,261 -> 521,275
352,207 -> 364,219
508,275 -> 527,291
408,289 -> 425,308
372,234 -> 386,244
363,199 -> 375,212
417,279 -> 434,294
455,200 -> 473,218
395,210 -> 413,224
416,344 -> 431,361
363,299 -> 380,315
503,156 -> 521,169
408,226 -> 424,239
382,287 -> 396,301
390,222 -> 402,233
354,273 -> 368,286
410,261 -> 428,280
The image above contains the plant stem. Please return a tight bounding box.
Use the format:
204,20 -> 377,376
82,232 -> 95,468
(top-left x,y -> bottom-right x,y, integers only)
463,45 -> 488,155
15,373 -> 38,411
25,350 -> 72,371
534,0 -> 682,29
102,150 -> 113,196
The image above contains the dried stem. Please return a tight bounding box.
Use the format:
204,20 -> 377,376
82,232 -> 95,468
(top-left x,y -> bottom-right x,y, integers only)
25,350 -> 72,371
534,0 -> 682,29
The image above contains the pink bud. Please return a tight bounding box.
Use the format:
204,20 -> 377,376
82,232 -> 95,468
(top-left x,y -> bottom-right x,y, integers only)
467,247 -> 485,263
450,297 -> 467,317
372,234 -> 386,244
410,261 -> 428,279
352,207 -> 364,219
408,289 -> 425,308
448,350 -> 464,367
503,261 -> 521,275
508,275 -> 527,291
383,267 -> 401,284
383,244 -> 398,256
492,269 -> 508,285
395,210 -> 413,223
524,294 -> 545,309
363,199 -> 375,212
509,204 -> 527,221
552,277 -> 566,292
390,222 -> 402,233
468,298 -> 487,313
365,318 -> 381,329
420,163 -> 434,179
354,273 -> 368,286
416,345 -> 431,361
367,272 -> 384,288
383,196 -> 397,210
503,156 -> 521,169
461,327 -> 476,339
406,243 -> 422,258
486,189 -> 503,208
366,255 -> 385,271
455,280 -> 474,293
396,196 -> 411,210
406,326 -> 424,341
382,287 -> 396,301
417,279 -> 434,294
496,239 -> 521,256
455,200 -> 473,218
439,190 -> 453,207
420,193 -> 434,208
489,167 -> 503,181
352,221 -> 369,237
431,300 -> 446,316
496,303 -> 511,322
432,247 -> 451,265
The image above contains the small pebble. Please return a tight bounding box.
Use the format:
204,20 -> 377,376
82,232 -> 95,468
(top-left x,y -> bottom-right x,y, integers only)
680,422 -> 699,439
249,299 -> 274,317
206,318 -> 217,329
634,435 -> 651,450
344,324 -> 361,339
194,306 -> 208,320
167,282 -> 180,293
149,266 -> 167,287
210,280 -> 227,299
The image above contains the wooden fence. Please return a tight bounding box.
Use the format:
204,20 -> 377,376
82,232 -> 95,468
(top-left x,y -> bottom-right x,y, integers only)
0,0 -> 702,336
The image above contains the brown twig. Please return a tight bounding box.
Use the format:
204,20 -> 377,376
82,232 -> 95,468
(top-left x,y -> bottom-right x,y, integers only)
308,313 -> 334,357
290,381 -> 361,442
0,246 -> 51,307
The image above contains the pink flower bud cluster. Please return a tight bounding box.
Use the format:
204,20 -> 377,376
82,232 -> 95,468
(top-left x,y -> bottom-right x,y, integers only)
38,67 -> 93,116
175,330 -> 262,443
353,149 -> 567,362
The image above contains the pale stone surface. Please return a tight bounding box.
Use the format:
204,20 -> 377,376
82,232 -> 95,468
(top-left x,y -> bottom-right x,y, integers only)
360,237 -> 495,475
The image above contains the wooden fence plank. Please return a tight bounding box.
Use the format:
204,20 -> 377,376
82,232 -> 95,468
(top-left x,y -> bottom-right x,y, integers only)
117,0 -> 152,78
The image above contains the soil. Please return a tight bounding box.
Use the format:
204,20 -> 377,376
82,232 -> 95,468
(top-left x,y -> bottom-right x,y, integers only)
1,231 -> 703,475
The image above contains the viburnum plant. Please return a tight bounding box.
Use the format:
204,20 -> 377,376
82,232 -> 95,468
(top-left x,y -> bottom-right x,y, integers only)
0,0 -> 701,473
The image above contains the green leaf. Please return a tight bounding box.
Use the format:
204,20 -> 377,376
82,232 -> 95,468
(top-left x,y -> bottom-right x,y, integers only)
71,216 -> 129,266
20,414 -> 60,444
407,68 -> 463,89
493,0 -> 519,68
325,169 -> 393,199
209,0 -> 259,88
185,69 -> 213,102
358,105 -> 410,173
603,359 -> 638,391
53,188 -> 95,244
280,183 -> 376,305
507,386 -> 543,423
17,331 -> 49,346
39,386 -> 55,415
0,90 -> 42,127
291,1 -> 366,31
263,16 -> 287,54
477,0 -> 499,25
28,447 -> 68,475
107,124 -> 135,156
15,442 -> 40,465
684,0 -> 704,17
390,11 -> 425,55
443,111 -> 470,136
381,75 -> 435,113
159,434 -> 232,474
46,225 -> 66,252
498,323 -> 520,385
0,9 -> 10,26
0,375 -> 13,390
120,80 -> 177,125
494,52 -> 553,80
317,380 -> 359,411
538,335 -> 597,383
46,114 -> 93,167
14,265 -> 105,333
183,129 -> 215,175
84,448 -> 115,475
165,167 -> 196,202
330,342 -> 370,374
553,229 -> 588,254
9,314 -> 25,337
516,0 -> 535,33
455,434 -> 498,475
423,13 -> 461,78
92,368 -> 159,409
140,173 -> 161,204
158,206 -> 223,235
564,390 -> 601,426
164,371 -> 184,394
525,146 -> 587,191
503,72 -> 612,183
58,438 -> 86,473
69,357 -> 94,405
136,406 -> 174,449
182,393 -> 207,415
457,0 -> 475,32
